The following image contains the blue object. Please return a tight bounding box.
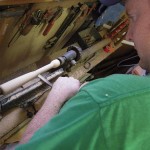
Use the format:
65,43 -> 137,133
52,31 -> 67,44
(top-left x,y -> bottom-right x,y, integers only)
100,0 -> 121,6
95,3 -> 125,26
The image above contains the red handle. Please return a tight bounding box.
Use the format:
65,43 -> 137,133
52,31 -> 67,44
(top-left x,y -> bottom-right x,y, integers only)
43,20 -> 54,36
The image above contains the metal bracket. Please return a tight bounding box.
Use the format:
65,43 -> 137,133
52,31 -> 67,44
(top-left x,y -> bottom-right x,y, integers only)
38,74 -> 53,87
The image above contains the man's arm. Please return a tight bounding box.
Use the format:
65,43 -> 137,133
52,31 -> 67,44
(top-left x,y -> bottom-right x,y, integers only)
16,84 -> 103,150
19,77 -> 80,144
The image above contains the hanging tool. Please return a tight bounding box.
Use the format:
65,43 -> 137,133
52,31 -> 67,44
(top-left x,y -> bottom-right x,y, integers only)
7,9 -> 45,47
21,9 -> 44,36
53,6 -> 75,36
43,5 -> 84,50
108,19 -> 129,39
47,3 -> 97,53
43,7 -> 63,36
43,6 -> 79,49
43,3 -> 96,51
14,4 -> 33,26
8,7 -> 33,47
39,9 -> 52,33
52,4 -> 89,51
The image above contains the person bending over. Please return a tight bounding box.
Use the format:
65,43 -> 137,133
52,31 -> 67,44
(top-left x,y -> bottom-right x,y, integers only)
16,0 -> 150,149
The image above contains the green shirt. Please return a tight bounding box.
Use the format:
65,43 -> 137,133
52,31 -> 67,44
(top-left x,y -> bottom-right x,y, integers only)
16,74 -> 150,150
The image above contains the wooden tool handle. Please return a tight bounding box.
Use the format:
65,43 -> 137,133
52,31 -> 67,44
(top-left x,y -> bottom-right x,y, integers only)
0,59 -> 60,95
43,20 -> 54,36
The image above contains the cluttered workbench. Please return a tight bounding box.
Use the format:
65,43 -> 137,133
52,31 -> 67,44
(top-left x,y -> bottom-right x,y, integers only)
0,0 -> 131,148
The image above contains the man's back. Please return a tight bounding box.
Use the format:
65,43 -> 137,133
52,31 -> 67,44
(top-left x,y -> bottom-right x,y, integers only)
16,74 -> 150,150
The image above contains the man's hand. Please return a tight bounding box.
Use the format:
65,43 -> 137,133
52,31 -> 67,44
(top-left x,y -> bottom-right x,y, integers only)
46,77 -> 81,105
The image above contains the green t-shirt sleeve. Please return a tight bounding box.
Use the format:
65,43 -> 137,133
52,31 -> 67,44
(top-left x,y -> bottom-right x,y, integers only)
16,90 -> 107,150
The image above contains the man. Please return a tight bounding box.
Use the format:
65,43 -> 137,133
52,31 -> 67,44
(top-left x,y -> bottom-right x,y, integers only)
16,0 -> 150,149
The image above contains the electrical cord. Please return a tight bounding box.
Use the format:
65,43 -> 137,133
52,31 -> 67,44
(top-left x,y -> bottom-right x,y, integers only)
117,55 -> 139,68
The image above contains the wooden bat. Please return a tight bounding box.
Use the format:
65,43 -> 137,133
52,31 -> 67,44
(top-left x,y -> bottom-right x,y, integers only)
0,59 -> 60,95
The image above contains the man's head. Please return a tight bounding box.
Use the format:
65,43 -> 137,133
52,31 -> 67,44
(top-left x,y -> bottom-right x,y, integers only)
101,0 -> 150,72
125,0 -> 150,72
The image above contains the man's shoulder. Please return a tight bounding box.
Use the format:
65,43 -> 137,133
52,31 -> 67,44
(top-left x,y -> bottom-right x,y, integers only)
80,74 -> 150,107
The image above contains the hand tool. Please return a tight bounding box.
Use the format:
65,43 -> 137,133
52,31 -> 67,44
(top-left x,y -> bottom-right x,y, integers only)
53,6 -> 75,35
39,9 -> 51,33
38,74 -> 53,87
8,7 -> 33,47
43,7 -> 63,36
44,3 -> 97,52
87,2 -> 97,15
108,19 -> 129,39
8,9 -> 45,47
50,4 -> 88,51
14,4 -> 33,27
51,3 -> 97,52
43,6 -> 80,49
21,9 -> 44,36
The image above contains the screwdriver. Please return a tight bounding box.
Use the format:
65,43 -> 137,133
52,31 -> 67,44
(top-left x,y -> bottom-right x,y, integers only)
43,7 -> 63,36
